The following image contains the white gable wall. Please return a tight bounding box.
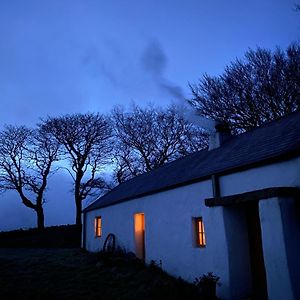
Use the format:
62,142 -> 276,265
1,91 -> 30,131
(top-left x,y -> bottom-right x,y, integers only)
84,156 -> 300,299
85,179 -> 232,298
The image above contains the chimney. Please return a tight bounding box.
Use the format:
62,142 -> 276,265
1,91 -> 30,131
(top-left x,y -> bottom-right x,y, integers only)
208,122 -> 231,150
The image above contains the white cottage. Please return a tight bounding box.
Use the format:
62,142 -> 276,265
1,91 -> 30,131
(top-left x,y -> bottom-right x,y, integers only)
82,111 -> 300,300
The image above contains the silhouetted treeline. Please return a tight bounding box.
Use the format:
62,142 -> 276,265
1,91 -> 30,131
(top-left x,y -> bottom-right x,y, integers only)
0,42 -> 299,229
41,113 -> 113,227
189,42 -> 300,134
112,104 -> 208,184
0,125 -> 60,230
0,105 -> 206,228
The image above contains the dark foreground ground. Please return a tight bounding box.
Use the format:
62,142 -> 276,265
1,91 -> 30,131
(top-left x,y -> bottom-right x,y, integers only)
0,225 -> 81,248
0,248 -> 200,300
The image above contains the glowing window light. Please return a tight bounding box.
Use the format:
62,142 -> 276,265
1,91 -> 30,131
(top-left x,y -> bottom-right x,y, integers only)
195,217 -> 206,247
95,217 -> 102,237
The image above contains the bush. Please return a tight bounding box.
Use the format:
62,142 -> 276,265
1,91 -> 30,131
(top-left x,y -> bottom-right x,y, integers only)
194,272 -> 220,300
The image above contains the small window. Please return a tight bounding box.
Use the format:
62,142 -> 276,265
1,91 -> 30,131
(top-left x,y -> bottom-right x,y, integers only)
95,217 -> 102,237
194,217 -> 206,247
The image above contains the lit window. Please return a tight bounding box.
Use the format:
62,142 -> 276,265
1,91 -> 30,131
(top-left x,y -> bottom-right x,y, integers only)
194,217 -> 206,247
95,217 -> 102,237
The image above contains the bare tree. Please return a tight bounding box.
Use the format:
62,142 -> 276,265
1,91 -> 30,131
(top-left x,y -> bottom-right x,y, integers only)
112,104 -> 208,184
0,125 -> 60,230
189,43 -> 300,133
41,113 -> 113,226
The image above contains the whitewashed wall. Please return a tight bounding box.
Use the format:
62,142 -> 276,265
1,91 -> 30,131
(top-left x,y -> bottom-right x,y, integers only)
85,179 -> 232,298
260,197 -> 300,300
84,156 -> 300,299
219,157 -> 300,196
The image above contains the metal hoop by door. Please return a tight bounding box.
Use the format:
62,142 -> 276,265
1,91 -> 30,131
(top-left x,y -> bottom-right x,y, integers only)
102,233 -> 116,252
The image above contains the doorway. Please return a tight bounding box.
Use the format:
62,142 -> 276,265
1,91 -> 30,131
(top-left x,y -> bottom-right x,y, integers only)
245,202 -> 268,300
134,213 -> 145,260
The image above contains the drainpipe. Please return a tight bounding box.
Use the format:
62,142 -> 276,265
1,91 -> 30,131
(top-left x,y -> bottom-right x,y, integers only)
211,174 -> 221,199
82,211 -> 87,250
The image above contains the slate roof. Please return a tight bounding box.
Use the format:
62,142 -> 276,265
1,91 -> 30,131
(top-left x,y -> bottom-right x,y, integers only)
84,110 -> 300,212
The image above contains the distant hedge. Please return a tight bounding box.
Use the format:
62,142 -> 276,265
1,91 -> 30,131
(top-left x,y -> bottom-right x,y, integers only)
0,225 -> 81,248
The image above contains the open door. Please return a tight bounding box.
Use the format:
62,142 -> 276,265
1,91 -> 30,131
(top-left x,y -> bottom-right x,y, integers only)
134,213 -> 145,260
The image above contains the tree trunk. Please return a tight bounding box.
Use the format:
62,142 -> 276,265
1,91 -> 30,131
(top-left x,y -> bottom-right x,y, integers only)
36,206 -> 45,230
75,196 -> 82,227
74,170 -> 83,227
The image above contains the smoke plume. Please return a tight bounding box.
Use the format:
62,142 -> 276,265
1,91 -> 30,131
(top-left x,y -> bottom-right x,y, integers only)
140,40 -> 185,101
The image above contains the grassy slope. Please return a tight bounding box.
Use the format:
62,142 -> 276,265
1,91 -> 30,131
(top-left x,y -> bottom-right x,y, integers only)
0,225 -> 81,248
0,248 -> 199,300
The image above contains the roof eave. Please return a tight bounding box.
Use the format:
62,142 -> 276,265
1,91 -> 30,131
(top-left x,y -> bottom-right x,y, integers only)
83,148 -> 300,213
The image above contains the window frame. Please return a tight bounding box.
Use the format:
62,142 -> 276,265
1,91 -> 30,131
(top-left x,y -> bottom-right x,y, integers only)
194,217 -> 206,248
94,216 -> 102,238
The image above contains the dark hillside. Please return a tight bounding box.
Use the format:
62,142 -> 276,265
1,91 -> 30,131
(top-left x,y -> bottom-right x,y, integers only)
0,248 -> 200,300
0,225 -> 81,248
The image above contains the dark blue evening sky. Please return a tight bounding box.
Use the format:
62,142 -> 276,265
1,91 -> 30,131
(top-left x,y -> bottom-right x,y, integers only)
0,0 -> 298,127
0,0 -> 299,230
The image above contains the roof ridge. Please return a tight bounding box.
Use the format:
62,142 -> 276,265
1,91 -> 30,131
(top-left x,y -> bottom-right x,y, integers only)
102,148 -> 208,193
84,110 -> 300,212
217,109 -> 300,147
113,110 -> 300,188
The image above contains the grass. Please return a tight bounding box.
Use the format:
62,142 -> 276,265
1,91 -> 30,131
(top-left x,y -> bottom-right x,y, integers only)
0,248 -> 200,300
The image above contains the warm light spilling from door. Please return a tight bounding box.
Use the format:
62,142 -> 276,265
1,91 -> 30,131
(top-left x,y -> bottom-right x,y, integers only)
134,213 -> 145,233
134,213 -> 145,259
